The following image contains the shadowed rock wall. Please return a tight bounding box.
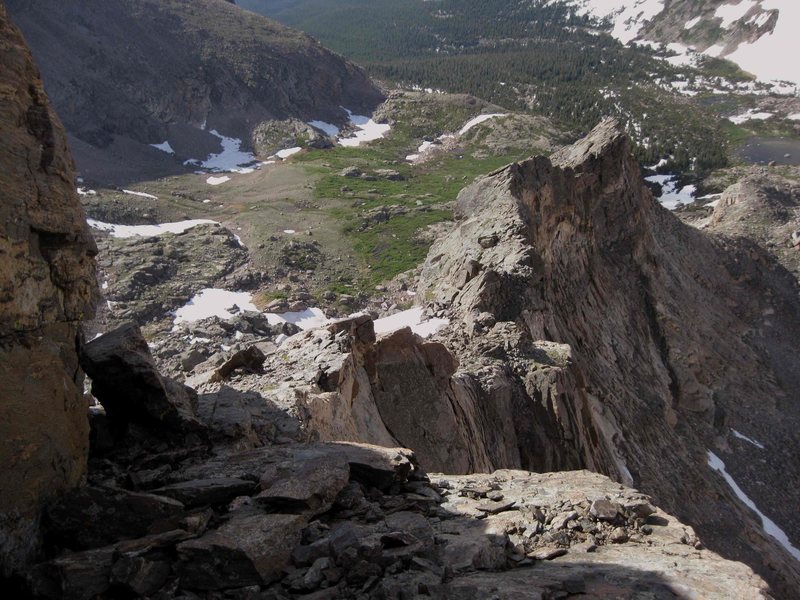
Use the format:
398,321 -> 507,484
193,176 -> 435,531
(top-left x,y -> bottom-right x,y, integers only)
0,4 -> 98,575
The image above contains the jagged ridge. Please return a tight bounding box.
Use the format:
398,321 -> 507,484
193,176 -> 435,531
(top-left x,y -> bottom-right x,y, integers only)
418,118 -> 800,595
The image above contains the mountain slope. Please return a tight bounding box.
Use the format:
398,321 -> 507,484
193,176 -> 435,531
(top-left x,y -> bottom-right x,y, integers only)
572,0 -> 799,88
5,0 -> 383,183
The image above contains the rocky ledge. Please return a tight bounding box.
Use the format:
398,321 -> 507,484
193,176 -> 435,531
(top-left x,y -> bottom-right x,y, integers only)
21,319 -> 768,599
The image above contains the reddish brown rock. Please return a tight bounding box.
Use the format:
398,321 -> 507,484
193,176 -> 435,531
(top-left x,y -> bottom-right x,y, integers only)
0,4 -> 97,575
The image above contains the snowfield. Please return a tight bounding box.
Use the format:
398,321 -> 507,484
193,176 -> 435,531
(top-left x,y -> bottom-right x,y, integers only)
88,218 -> 219,238
122,189 -> 158,199
644,174 -> 696,210
172,291 -> 449,344
569,0 -> 798,88
309,120 -> 340,137
726,1 -> 800,87
339,108 -> 391,147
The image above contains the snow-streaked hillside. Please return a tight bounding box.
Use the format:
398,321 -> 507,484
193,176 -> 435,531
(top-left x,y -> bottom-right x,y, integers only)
567,0 -> 799,89
571,0 -> 666,44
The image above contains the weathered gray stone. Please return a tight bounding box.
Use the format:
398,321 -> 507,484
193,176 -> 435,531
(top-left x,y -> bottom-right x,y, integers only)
44,486 -> 186,551
177,509 -> 305,589
590,498 -> 620,521
258,452 -> 350,515
151,478 -> 258,508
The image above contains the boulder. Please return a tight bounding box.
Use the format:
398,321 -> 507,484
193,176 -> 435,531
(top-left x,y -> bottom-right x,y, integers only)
43,486 -> 186,551
80,322 -> 205,434
151,478 -> 258,508
209,345 -> 266,382
29,530 -> 191,600
340,166 -> 363,178
177,509 -> 305,589
257,452 -> 350,515
375,169 -> 404,181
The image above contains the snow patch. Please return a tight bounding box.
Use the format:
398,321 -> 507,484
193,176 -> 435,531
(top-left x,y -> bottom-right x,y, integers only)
151,141 -> 175,155
684,16 -> 701,30
188,130 -> 258,173
645,157 -> 669,170
728,110 -> 774,124
207,175 -> 231,186
731,429 -> 765,449
87,219 -> 219,238
122,189 -> 158,200
339,108 -> 391,147
373,307 -> 449,339
707,451 -> 800,562
265,308 -> 328,331
77,188 -> 96,196
173,289 -> 258,324
276,147 -> 302,159
407,113 -> 506,163
715,1 -> 758,29
572,0 -> 666,44
645,174 -> 696,210
704,44 -> 727,58
788,113 -> 800,121
458,113 -> 507,135
283,229 -> 296,235
173,289 -> 329,333
203,130 -> 257,172
309,120 -> 340,137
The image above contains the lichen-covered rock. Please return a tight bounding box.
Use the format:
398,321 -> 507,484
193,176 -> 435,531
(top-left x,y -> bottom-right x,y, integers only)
0,4 -> 98,575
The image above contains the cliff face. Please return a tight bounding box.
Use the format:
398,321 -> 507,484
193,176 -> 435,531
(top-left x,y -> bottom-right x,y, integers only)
5,0 -> 384,183
0,4 -> 98,575
416,119 -> 800,594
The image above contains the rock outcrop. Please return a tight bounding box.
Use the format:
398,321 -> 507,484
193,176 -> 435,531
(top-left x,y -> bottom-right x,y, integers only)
5,0 -> 384,183
260,315 -> 580,475
703,169 -> 800,279
90,222 -> 251,330
25,342 -> 773,599
417,118 -> 800,595
0,4 -> 98,575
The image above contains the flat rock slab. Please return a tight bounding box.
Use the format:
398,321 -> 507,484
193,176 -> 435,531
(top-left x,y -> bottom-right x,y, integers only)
181,442 -> 418,492
151,478 -> 257,508
258,452 -> 350,515
44,486 -> 186,551
177,509 -> 305,590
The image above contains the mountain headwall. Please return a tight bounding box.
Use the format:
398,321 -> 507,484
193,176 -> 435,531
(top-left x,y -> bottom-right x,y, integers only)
416,118 -> 800,595
0,4 -> 98,575
5,0 -> 384,183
